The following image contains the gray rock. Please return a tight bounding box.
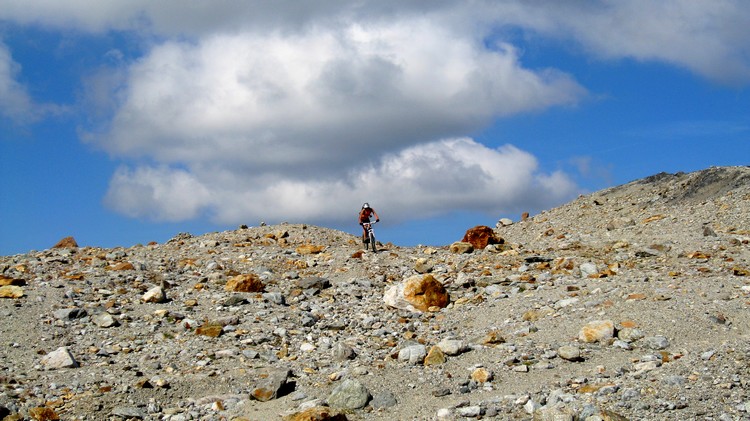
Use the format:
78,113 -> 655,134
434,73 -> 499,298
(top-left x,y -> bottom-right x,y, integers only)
642,335 -> 670,350
53,307 -> 87,320
370,391 -> 397,409
92,313 -> 119,327
398,344 -> 427,365
327,379 -> 370,410
112,406 -> 147,419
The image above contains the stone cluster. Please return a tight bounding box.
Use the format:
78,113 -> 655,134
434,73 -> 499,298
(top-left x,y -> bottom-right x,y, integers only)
1,166 -> 749,420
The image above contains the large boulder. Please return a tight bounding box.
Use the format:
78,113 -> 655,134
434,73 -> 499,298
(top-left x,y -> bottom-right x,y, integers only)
384,274 -> 449,312
461,225 -> 503,249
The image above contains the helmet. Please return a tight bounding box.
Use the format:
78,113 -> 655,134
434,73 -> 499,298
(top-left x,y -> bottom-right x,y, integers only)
362,203 -> 370,209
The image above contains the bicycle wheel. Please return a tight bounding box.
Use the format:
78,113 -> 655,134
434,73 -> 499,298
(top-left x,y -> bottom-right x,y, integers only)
369,232 -> 377,252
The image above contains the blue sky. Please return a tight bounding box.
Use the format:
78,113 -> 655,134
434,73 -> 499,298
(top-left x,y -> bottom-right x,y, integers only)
1,1 -> 749,255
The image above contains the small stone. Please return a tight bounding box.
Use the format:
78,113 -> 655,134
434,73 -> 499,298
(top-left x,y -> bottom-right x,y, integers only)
449,242 -> 474,254
53,308 -> 87,320
225,274 -> 264,292
642,335 -> 670,350
111,406 -> 146,419
370,391 -> 397,409
28,407 -> 59,421
327,379 -> 370,410
0,285 -> 24,299
423,346 -> 446,366
251,368 -> 293,402
52,236 -> 78,248
398,344 -> 427,365
558,345 -> 582,362
456,405 -> 482,417
332,342 -> 356,361
92,313 -> 119,328
41,347 -> 79,369
196,322 -> 223,338
296,244 -> 326,255
578,320 -> 614,343
142,286 -> 167,303
471,367 -> 493,383
283,406 -> 348,421
436,339 -> 467,356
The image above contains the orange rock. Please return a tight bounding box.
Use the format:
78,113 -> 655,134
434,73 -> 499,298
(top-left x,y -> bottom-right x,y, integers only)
0,285 -> 24,299
471,367 -> 493,383
29,407 -> 59,421
296,244 -> 325,255
225,274 -> 264,292
578,320 -> 614,343
403,275 -> 449,312
460,226 -> 504,249
108,262 -> 135,271
283,406 -> 348,421
52,236 -> 78,248
196,323 -> 223,338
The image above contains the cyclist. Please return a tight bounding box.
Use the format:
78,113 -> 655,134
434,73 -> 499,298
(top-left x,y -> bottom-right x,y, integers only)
358,203 -> 380,244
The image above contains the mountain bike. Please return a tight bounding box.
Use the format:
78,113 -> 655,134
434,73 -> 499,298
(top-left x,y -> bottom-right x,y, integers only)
362,221 -> 378,252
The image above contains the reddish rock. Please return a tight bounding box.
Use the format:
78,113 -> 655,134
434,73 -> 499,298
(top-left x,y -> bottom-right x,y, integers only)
225,274 -> 264,292
460,226 -> 503,249
52,236 -> 78,248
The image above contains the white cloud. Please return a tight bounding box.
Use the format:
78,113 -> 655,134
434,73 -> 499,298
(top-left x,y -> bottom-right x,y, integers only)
485,0 -> 750,85
104,165 -> 211,221
0,41 -> 38,124
88,16 -> 585,225
105,138 -> 578,225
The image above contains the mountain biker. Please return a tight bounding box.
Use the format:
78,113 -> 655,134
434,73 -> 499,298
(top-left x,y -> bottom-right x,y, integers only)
358,203 -> 380,244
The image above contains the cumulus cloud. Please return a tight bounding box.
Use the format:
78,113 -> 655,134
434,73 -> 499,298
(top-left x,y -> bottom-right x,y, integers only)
105,138 -> 578,225
88,15 -> 585,225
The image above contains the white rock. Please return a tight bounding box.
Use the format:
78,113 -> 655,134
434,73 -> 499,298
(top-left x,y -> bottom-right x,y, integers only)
142,286 -> 167,303
41,346 -> 79,369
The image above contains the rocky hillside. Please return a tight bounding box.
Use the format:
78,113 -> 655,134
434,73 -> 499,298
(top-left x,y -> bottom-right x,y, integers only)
1,166 -> 749,421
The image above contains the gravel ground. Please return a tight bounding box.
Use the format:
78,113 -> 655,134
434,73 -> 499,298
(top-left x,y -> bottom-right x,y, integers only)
1,166 -> 749,421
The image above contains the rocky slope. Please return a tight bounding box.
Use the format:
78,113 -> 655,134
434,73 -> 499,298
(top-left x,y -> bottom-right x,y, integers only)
1,166 -> 749,421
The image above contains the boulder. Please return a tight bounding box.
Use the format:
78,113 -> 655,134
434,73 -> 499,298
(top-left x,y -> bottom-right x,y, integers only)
383,274 -> 449,312
461,225 -> 504,249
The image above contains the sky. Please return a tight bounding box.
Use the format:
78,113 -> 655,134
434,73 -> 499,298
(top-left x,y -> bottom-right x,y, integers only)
1,1 -> 749,255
